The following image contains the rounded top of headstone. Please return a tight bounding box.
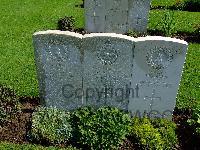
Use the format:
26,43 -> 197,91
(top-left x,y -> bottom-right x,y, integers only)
33,30 -> 83,39
134,36 -> 188,45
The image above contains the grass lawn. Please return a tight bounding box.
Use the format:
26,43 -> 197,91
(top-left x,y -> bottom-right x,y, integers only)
177,43 -> 200,109
151,0 -> 177,7
0,0 -> 199,109
149,10 -> 200,33
0,0 -> 84,96
0,142 -> 76,150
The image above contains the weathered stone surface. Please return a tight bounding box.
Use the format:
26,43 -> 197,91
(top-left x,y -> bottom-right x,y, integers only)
33,31 -> 188,119
128,0 -> 151,33
85,0 -> 106,33
33,30 -> 83,110
128,36 -> 188,118
84,0 -> 151,34
82,33 -> 135,110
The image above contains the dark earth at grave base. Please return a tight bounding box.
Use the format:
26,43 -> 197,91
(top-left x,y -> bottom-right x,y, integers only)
0,96 -> 200,150
57,18 -> 200,44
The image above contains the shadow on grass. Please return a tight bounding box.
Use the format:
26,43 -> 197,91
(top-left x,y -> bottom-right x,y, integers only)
75,0 -> 84,8
173,108 -> 200,150
151,5 -> 200,12
147,29 -> 200,43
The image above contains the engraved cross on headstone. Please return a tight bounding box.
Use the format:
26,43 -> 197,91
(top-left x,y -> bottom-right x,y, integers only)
91,12 -> 100,25
91,0 -> 101,25
144,89 -> 161,111
136,14 -> 142,25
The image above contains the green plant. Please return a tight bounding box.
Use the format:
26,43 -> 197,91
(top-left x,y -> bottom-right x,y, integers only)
57,16 -> 75,31
151,118 -> 178,150
188,102 -> 200,135
159,10 -> 176,36
71,106 -> 95,142
72,106 -> 131,150
131,118 -> 164,150
31,107 -> 72,144
0,85 -> 20,124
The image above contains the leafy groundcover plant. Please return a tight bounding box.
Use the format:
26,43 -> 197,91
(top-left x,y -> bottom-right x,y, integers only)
31,107 -> 72,145
131,118 -> 164,150
30,106 -> 178,150
130,117 -> 178,150
71,106 -> 131,150
151,118 -> 178,150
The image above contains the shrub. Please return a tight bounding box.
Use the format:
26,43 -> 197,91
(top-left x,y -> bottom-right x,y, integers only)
72,106 -> 131,150
71,106 -> 95,142
151,118 -> 178,150
0,85 -> 20,125
57,16 -> 75,31
31,107 -> 72,144
131,118 -> 164,150
188,102 -> 200,135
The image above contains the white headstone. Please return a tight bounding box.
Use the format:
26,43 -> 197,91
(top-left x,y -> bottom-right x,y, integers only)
33,31 -> 188,119
85,0 -> 151,34
33,31 -> 84,110
128,36 -> 188,119
82,33 -> 135,110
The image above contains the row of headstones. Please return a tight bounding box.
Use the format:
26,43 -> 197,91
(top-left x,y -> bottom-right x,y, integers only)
85,0 -> 151,33
33,30 -> 188,119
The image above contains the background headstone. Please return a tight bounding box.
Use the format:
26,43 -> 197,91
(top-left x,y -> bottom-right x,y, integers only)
128,36 -> 188,119
83,33 -> 135,110
85,0 -> 151,34
128,0 -> 151,33
33,31 -> 83,110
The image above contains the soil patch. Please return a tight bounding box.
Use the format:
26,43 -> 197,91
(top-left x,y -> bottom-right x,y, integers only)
0,97 -> 39,144
173,108 -> 200,150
